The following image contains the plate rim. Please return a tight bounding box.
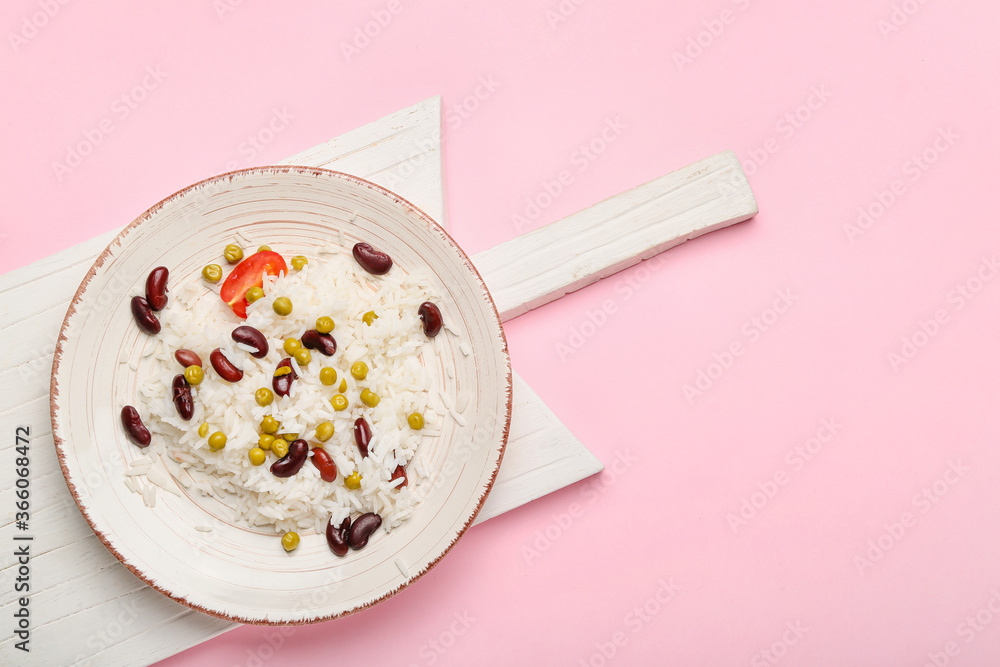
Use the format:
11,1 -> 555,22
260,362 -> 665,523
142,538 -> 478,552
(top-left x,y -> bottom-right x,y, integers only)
49,165 -> 513,625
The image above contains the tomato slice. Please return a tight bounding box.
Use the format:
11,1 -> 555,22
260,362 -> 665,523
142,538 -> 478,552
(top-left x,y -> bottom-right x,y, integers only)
220,251 -> 287,318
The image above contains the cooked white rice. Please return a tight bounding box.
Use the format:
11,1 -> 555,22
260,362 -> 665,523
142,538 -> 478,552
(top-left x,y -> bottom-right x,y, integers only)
132,249 -> 440,537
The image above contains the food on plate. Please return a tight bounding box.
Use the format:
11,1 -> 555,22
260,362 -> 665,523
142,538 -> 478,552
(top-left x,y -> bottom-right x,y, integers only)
272,296 -> 293,316
130,296 -> 161,334
121,406 -> 151,447
171,375 -> 194,421
352,242 -> 393,275
300,329 -> 336,356
210,348 -> 244,383
231,325 -> 268,358
183,365 -> 204,386
122,241 -> 448,558
219,250 -> 287,318
224,244 -> 244,264
174,349 -> 202,368
281,531 -> 299,552
145,267 -> 170,311
418,302 -> 443,338
407,412 -> 424,430
202,264 -> 222,283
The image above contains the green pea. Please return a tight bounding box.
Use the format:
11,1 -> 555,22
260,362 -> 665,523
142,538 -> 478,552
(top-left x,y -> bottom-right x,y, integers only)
272,439 -> 289,458
407,413 -> 424,430
316,316 -> 335,334
360,389 -> 380,407
281,531 -> 300,552
261,416 -> 280,434
246,286 -> 265,304
255,388 -> 274,407
208,431 -> 227,451
184,365 -> 204,386
319,367 -> 337,386
344,472 -> 362,490
273,297 -> 292,316
315,421 -> 334,442
291,256 -> 308,270
350,361 -> 369,381
293,348 -> 312,366
224,244 -> 244,264
202,264 -> 223,283
283,338 -> 301,355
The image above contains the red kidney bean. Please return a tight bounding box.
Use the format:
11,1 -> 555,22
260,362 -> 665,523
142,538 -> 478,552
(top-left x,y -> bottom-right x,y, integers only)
348,512 -> 382,549
353,417 -> 372,458
210,348 -> 243,382
300,329 -> 337,356
130,296 -> 160,335
272,358 -> 298,397
310,447 -> 338,482
171,374 -> 195,421
271,439 -> 309,478
352,242 -> 393,275
418,302 -> 443,338
326,517 -> 350,557
174,349 -> 202,368
231,325 -> 268,358
145,266 -> 169,311
390,464 -> 408,488
120,406 -> 151,448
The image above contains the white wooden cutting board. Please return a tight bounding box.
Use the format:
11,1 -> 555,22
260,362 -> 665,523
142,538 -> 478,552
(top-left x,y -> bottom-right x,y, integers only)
0,97 -> 756,666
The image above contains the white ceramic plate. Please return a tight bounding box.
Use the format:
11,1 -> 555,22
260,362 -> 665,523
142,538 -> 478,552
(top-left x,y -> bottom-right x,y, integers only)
50,167 -> 512,624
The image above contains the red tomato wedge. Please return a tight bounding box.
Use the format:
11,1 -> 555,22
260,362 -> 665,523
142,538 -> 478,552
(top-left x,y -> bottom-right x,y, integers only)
220,251 -> 287,318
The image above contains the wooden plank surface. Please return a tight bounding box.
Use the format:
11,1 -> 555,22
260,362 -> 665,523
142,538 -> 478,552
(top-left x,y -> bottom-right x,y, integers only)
475,150 -> 758,320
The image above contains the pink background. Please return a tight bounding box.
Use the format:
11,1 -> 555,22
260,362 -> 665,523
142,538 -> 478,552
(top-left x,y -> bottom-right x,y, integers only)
4,1 -> 1000,665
